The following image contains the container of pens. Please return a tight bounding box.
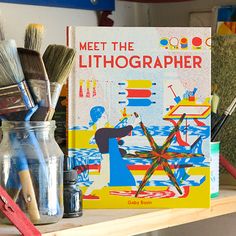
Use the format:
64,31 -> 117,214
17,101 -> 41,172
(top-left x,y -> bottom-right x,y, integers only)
0,120 -> 64,224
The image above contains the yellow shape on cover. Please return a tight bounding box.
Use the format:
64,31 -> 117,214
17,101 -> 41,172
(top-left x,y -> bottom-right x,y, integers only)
68,130 -> 97,149
164,100 -> 211,119
126,80 -> 153,89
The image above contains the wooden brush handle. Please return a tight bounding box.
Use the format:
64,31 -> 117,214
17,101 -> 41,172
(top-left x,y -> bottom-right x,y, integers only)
18,170 -> 40,223
47,108 -> 56,121
47,82 -> 63,121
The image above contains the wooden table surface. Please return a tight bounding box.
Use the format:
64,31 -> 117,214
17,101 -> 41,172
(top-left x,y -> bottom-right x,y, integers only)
1,188 -> 236,236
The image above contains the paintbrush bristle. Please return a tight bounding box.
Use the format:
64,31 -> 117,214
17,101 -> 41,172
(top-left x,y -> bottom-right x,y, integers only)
24,23 -> 44,52
17,47 -> 51,121
0,12 -> 5,41
0,40 -> 25,86
43,44 -> 76,84
18,48 -> 47,79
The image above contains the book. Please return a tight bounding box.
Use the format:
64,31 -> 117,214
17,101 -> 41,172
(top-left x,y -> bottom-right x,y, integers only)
214,5 -> 236,35
67,27 -> 211,208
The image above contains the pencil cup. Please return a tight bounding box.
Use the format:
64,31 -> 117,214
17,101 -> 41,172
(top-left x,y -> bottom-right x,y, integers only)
210,142 -> 220,198
0,121 -> 64,225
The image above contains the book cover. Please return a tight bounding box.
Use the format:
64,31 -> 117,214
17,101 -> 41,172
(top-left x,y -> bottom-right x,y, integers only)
67,27 -> 211,208
215,5 -> 236,35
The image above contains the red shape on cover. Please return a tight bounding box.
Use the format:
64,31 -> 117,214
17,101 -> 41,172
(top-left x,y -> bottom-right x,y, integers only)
83,194 -> 100,200
167,119 -> 189,146
181,38 -> 188,44
126,89 -> 152,98
193,118 -> 206,126
192,37 -> 202,46
0,185 -> 41,236
79,86 -> 83,97
189,96 -> 195,101
93,87 -> 97,97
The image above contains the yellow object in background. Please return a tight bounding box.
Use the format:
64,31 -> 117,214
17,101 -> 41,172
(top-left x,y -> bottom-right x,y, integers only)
217,22 -> 236,35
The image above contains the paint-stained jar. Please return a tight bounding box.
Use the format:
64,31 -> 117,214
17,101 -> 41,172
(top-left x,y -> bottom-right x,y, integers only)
0,121 -> 64,225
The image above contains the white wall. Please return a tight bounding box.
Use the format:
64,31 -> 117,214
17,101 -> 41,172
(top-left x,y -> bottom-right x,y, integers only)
138,212 -> 236,236
0,1 -> 137,52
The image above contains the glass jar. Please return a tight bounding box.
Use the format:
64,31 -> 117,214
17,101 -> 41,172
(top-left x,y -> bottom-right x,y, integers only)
0,121 -> 64,225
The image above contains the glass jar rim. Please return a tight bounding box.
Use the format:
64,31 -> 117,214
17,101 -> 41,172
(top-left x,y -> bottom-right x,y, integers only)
1,120 -> 56,131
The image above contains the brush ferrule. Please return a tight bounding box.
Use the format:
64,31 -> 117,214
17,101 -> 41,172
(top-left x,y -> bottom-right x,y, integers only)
0,81 -> 35,115
50,82 -> 63,109
27,79 -> 51,107
226,97 -> 236,115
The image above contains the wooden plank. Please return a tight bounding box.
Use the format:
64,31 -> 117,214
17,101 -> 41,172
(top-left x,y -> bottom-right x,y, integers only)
1,189 -> 236,236
41,189 -> 236,236
220,173 -> 236,186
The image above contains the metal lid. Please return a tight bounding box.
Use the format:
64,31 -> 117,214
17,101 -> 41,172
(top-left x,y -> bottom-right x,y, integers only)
64,169 -> 77,183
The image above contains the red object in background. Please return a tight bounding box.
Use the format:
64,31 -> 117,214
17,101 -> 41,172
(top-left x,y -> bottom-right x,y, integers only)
220,155 -> 236,179
99,11 -> 114,26
0,185 -> 41,236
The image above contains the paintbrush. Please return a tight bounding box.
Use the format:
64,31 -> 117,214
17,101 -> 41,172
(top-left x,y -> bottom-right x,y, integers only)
0,15 -> 5,41
0,40 -> 35,116
0,13 -> 5,143
42,44 -> 76,120
0,39 -> 40,222
211,97 -> 236,141
0,21 -> 35,117
20,23 -> 51,121
24,23 -> 44,53
17,48 -> 51,121
211,84 -> 219,114
14,48 -> 51,211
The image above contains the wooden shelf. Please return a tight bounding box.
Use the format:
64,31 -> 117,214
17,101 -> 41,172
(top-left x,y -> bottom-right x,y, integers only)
1,188 -> 236,236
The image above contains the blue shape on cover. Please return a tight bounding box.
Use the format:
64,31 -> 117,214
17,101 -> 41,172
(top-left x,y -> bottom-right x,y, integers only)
108,138 -> 135,186
160,39 -> 168,46
89,106 -> 105,127
126,98 -> 154,107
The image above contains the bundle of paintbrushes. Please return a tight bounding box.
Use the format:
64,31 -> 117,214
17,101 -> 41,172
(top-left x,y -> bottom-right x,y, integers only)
0,38 -> 41,223
211,97 -> 236,142
211,92 -> 236,179
0,22 -> 75,129
0,22 -> 76,224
